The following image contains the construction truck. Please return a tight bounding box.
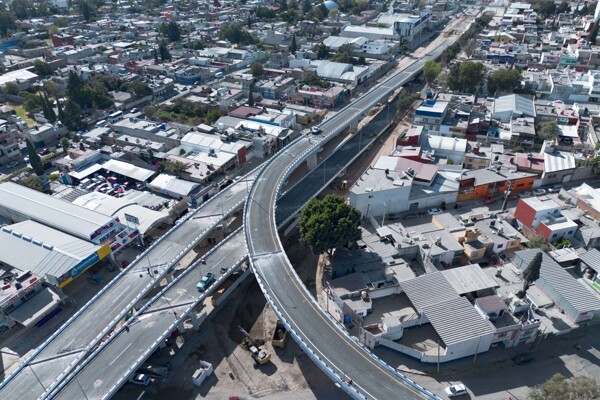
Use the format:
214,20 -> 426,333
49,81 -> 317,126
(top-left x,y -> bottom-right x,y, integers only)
271,320 -> 288,349
239,326 -> 271,365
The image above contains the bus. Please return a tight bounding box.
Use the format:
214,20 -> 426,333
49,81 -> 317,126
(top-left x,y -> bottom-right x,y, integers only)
108,111 -> 124,123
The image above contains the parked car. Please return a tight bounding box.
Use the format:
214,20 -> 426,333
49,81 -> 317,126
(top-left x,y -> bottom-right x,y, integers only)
445,383 -> 468,397
533,188 -> 546,196
507,193 -> 520,201
197,272 -> 215,291
427,208 -> 442,216
512,352 -> 535,365
547,185 -> 560,193
128,373 -> 151,386
38,148 -> 50,156
484,197 -> 496,205
88,274 -> 105,285
311,126 -> 322,135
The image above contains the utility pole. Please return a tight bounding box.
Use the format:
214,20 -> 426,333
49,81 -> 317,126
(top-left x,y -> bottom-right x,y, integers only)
436,340 -> 440,374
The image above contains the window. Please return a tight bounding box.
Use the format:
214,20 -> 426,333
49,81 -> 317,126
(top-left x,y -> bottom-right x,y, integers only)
368,195 -> 373,198
568,230 -> 573,234
517,183 -> 524,187
552,234 -> 557,238
498,244 -> 504,249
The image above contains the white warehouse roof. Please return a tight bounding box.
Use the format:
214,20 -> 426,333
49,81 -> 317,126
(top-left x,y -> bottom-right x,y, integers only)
0,182 -> 115,241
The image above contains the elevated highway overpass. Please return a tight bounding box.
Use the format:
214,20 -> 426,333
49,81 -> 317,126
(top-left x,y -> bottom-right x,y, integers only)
243,16 -> 476,400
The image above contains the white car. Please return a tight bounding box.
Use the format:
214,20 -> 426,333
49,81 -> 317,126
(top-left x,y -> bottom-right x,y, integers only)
445,383 -> 467,397
427,208 -> 443,216
533,188 -> 546,196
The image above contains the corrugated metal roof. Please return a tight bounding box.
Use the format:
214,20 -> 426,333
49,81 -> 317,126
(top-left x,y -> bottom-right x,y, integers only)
400,272 -> 458,312
580,249 -> 600,272
442,264 -> 499,295
0,229 -> 81,278
492,94 -> 536,120
543,151 -> 575,173
8,220 -> 100,259
424,297 -> 495,346
102,159 -> 156,182
516,249 -> 600,315
0,182 -> 115,240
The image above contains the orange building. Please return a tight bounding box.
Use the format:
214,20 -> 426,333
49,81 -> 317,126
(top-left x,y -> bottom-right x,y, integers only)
458,167 -> 537,202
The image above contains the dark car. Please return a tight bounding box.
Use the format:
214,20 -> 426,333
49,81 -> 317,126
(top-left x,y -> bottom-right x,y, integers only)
513,352 -> 535,365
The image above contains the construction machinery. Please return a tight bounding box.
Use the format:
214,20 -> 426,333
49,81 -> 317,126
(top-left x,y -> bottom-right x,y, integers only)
271,320 -> 288,349
239,326 -> 271,365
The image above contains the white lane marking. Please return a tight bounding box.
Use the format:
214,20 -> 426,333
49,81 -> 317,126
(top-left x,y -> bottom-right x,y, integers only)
109,343 -> 133,366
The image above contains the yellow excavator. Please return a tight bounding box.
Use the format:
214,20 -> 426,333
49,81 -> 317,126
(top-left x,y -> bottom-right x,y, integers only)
239,326 -> 271,365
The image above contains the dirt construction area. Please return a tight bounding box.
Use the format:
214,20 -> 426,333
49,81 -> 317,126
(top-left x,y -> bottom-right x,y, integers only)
114,234 -> 348,400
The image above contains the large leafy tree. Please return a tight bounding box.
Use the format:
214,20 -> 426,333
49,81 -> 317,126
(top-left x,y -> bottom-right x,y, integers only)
316,43 -> 330,59
423,60 -> 441,84
299,195 -> 362,255
250,62 -> 264,78
447,61 -> 485,94
487,68 -> 522,95
538,120 -> 559,140
62,99 -> 85,131
517,252 -> 542,298
529,373 -> 600,400
219,22 -> 256,45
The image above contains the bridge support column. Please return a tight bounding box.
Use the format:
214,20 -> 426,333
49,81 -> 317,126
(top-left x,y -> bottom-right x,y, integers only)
190,312 -> 200,331
306,152 -> 318,170
348,119 -> 359,134
177,320 -> 185,334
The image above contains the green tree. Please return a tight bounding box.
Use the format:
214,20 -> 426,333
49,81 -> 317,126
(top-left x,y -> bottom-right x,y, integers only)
250,61 -> 264,78
557,0 -> 570,13
423,60 -> 441,84
33,60 -> 52,77
66,71 -> 91,108
290,35 -> 297,54
517,252 -> 542,298
158,40 -> 171,62
553,237 -> 572,249
159,160 -> 188,173
3,82 -> 20,96
487,68 -> 522,95
219,22 -> 256,45
316,43 -> 329,59
529,373 -> 600,400
206,109 -> 222,124
19,174 -> 43,192
535,0 -> 557,17
63,99 -> 85,131
26,138 -> 44,176
153,48 -> 159,64
302,0 -> 311,13
56,98 -> 65,122
448,61 -> 485,93
42,93 -> 56,122
299,195 -> 362,255
166,21 -> 181,42
0,12 -> 16,37
528,234 -> 546,249
538,120 -> 559,140
124,81 -> 152,99
23,92 -> 42,113
81,0 -> 93,21
332,44 -> 354,64
60,136 -> 70,153
48,25 -> 59,35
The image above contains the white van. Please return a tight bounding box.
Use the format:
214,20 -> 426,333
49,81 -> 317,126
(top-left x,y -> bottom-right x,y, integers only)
95,119 -> 108,128
79,178 -> 92,189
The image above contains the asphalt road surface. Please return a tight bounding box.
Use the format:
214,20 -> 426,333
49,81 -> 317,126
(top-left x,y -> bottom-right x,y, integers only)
0,172 -> 256,400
